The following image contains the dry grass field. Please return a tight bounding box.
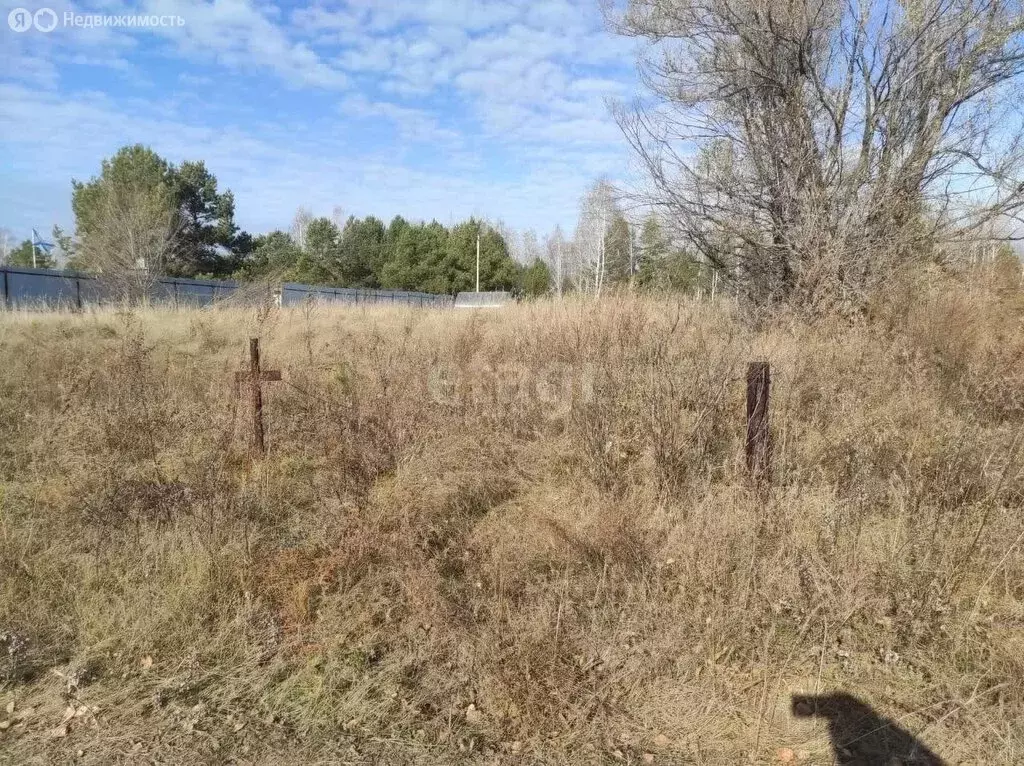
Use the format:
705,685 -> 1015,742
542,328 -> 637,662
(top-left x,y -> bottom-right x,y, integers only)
2,272 -> 1024,764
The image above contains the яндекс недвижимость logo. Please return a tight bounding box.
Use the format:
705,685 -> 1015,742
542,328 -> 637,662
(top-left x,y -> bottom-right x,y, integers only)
8,7 -> 57,32
8,7 -> 183,32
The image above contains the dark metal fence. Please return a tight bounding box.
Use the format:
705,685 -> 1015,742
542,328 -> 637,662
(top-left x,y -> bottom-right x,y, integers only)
0,266 -> 453,310
281,282 -> 452,308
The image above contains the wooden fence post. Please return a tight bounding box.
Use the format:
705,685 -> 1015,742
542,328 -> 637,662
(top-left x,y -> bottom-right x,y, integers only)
236,338 -> 281,458
250,338 -> 266,456
745,361 -> 771,478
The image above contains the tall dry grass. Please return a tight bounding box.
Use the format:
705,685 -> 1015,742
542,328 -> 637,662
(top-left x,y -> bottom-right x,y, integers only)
1,271 -> 1023,764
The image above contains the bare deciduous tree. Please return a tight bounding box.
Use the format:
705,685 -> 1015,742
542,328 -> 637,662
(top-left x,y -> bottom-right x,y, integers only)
613,0 -> 1024,312
77,179 -> 182,303
575,179 -> 621,296
545,225 -> 570,297
290,207 -> 314,250
521,229 -> 543,265
0,227 -> 12,264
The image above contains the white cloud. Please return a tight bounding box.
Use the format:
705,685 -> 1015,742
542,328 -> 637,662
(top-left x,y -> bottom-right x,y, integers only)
143,0 -> 350,89
0,0 -> 640,237
1,52 -> 60,88
0,0 -> 351,90
0,83 -> 627,235
338,94 -> 461,144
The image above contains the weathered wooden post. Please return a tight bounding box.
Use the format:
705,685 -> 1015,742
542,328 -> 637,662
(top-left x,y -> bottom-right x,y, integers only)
236,338 -> 281,458
745,361 -> 771,478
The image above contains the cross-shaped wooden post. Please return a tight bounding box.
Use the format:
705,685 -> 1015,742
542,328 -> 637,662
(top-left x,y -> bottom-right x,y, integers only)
236,338 -> 281,457
745,360 -> 771,480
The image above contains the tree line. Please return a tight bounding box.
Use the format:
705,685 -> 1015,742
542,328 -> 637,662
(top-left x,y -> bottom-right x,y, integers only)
553,178 -> 708,296
4,144 -> 553,296
3,145 -> 711,298
243,212 -> 545,295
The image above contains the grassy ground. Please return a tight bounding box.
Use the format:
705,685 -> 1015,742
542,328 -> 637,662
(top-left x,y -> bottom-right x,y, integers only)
1,276 -> 1023,764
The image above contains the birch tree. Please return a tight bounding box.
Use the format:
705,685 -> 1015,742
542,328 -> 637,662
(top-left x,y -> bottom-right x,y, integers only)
290,207 -> 314,250
545,225 -> 570,296
574,179 -> 620,296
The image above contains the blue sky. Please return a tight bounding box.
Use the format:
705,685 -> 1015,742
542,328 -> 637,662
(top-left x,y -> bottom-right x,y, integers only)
0,0 -> 639,241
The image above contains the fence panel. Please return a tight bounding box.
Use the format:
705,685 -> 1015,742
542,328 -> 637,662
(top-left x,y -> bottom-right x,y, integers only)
148,280 -> 176,304
1,267 -> 453,311
78,277 -> 115,305
212,282 -> 239,302
3,267 -> 82,308
280,282 -> 453,308
169,279 -> 218,307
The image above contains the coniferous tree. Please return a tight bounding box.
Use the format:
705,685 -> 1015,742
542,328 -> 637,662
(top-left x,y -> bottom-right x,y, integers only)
4,239 -> 55,269
604,215 -> 632,284
336,216 -> 386,287
71,145 -> 249,278
302,217 -> 342,284
520,258 -> 552,296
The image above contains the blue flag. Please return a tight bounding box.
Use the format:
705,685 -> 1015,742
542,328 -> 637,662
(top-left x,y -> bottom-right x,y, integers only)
32,229 -> 54,253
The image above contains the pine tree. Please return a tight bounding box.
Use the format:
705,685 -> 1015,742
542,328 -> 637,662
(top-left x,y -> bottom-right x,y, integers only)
604,215 -> 632,284
302,217 -> 342,284
520,258 -> 551,296
4,239 -> 55,269
336,216 -> 386,287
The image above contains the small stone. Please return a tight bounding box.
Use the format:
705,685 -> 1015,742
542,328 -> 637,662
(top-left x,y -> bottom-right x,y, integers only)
643,754 -> 656,763
140,655 -> 153,670
4,702 -> 13,715
613,749 -> 625,760
233,721 -> 246,732
77,750 -> 84,758
0,721 -> 10,730
777,747 -> 795,763
509,740 -> 522,753
655,733 -> 670,747
465,703 -> 483,725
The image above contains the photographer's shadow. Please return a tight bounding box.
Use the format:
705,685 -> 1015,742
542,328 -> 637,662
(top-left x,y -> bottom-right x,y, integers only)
792,693 -> 946,765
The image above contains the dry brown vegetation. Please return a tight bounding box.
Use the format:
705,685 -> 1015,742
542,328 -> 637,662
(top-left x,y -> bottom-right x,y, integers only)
2,269 -> 1024,764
